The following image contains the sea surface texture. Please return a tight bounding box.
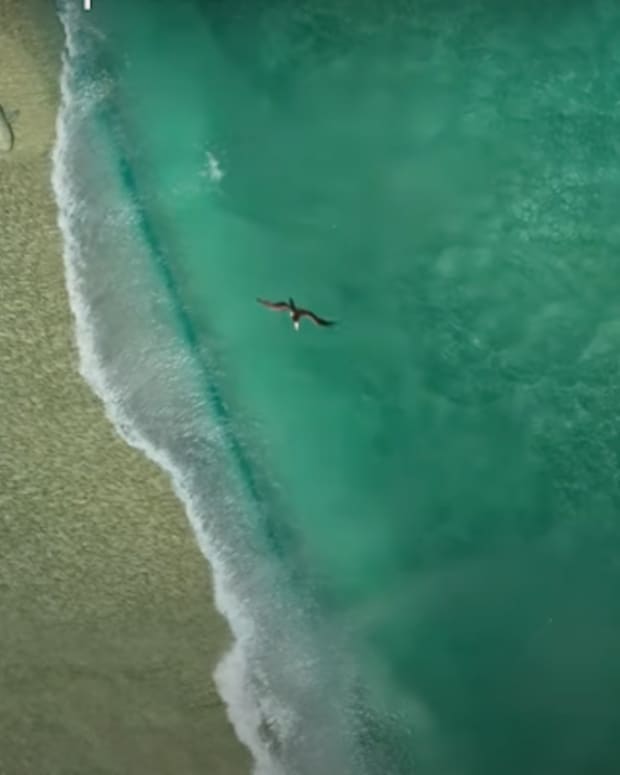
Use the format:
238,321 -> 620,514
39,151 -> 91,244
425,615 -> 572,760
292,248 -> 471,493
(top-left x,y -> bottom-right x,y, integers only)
55,0 -> 620,773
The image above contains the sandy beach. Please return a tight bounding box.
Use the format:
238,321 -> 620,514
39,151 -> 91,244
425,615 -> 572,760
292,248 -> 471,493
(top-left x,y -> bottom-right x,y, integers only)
0,1 -> 250,772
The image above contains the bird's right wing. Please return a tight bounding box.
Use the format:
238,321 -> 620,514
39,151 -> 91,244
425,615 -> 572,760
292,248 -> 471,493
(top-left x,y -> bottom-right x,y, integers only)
299,309 -> 336,327
257,298 -> 290,311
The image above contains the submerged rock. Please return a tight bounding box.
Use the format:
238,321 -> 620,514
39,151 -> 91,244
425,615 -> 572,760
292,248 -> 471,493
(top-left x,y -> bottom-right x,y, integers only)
0,105 -> 14,152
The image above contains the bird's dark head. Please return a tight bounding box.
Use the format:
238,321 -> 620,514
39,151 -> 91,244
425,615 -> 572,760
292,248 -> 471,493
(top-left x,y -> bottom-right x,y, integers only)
288,297 -> 296,310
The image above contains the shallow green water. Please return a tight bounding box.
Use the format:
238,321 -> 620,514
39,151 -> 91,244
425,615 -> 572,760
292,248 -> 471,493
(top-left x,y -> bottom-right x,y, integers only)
66,0 -> 620,772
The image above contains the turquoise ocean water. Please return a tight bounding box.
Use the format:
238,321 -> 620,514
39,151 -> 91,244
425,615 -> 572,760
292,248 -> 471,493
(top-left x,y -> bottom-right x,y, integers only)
54,1 -> 620,773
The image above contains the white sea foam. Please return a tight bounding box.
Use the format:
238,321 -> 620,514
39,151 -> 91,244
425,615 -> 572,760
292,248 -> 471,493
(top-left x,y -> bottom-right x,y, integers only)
51,7 -> 283,774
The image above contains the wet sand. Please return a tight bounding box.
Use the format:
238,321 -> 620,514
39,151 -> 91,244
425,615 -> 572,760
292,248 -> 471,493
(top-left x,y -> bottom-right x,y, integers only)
0,1 -> 251,772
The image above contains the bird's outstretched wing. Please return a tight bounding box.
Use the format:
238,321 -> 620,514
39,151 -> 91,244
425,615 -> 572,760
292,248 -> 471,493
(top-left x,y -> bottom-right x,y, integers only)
298,308 -> 336,327
257,298 -> 291,311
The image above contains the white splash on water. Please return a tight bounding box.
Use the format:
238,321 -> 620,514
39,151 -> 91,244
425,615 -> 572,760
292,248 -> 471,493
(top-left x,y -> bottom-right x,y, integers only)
201,150 -> 225,182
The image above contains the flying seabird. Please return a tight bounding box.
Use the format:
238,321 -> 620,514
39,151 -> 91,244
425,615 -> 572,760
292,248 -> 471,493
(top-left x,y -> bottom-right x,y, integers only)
256,297 -> 335,331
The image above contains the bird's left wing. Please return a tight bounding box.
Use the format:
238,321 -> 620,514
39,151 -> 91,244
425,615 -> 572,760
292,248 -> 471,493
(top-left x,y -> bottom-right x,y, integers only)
257,298 -> 290,311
